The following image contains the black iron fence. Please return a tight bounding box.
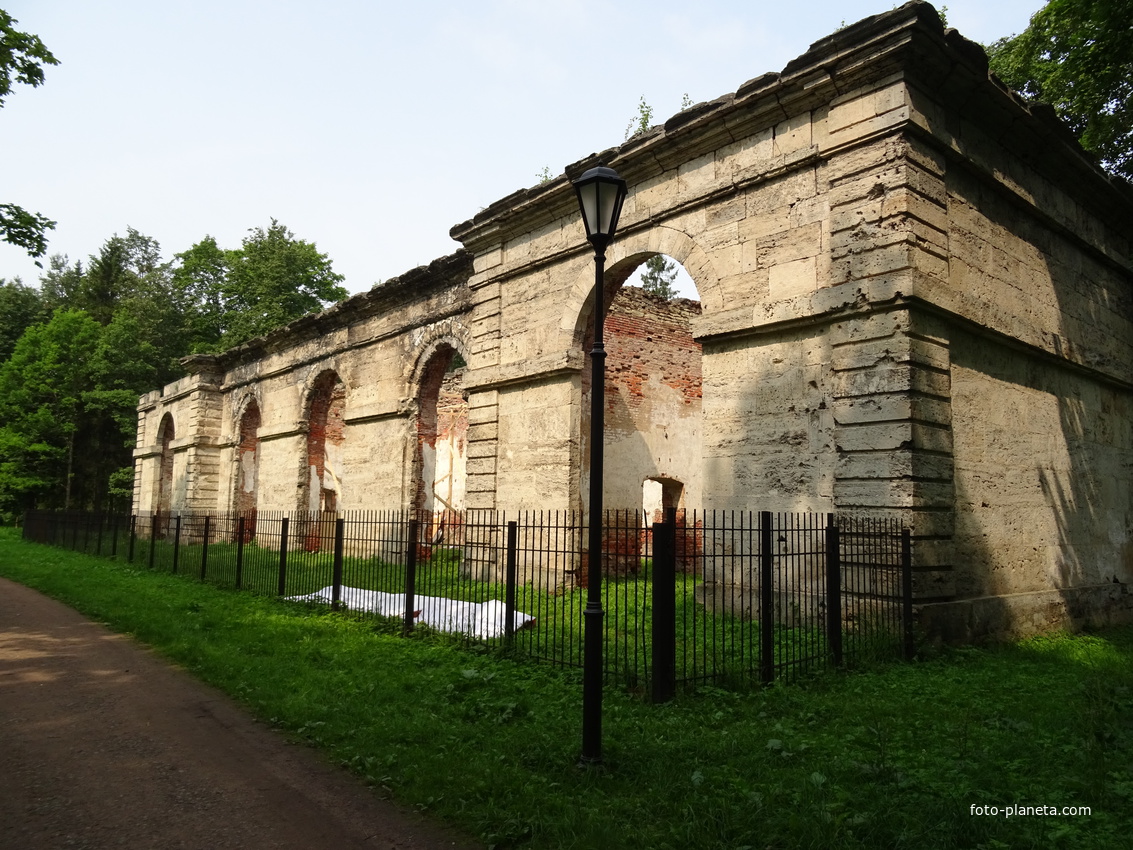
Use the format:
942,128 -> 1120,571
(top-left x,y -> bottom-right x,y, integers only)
21,508 -> 913,694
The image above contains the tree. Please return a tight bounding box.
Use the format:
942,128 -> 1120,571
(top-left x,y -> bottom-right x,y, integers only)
188,219 -> 347,349
987,0 -> 1133,179
1,10 -> 58,260
0,310 -> 101,514
0,304 -> 167,516
639,254 -> 678,299
0,277 -> 44,362
170,235 -> 229,351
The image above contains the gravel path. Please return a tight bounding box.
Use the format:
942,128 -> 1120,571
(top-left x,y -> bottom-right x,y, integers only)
0,577 -> 479,849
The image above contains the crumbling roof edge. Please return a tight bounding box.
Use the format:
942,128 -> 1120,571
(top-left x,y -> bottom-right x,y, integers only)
449,0 -> 1133,248
181,250 -> 474,374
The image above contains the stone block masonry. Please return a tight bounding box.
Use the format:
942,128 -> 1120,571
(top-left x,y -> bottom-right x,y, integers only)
135,2 -> 1133,642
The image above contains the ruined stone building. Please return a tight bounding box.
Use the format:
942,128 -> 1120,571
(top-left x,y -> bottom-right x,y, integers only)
134,2 -> 1133,639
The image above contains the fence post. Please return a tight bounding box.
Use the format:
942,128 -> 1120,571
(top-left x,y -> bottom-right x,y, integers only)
200,515 -> 211,581
148,515 -> 157,568
172,515 -> 182,573
128,515 -> 137,563
277,517 -> 289,596
110,512 -> 119,557
651,518 -> 677,704
760,511 -> 774,685
504,521 -> 519,646
332,517 -> 345,610
404,518 -> 419,635
95,513 -> 104,556
235,516 -> 245,590
825,514 -> 843,668
902,528 -> 915,660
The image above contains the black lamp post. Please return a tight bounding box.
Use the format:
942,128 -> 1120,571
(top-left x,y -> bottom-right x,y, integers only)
573,165 -> 627,765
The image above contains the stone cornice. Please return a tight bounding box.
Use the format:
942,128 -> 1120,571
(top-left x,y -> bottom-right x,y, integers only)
463,350 -> 585,393
449,1 -> 1131,258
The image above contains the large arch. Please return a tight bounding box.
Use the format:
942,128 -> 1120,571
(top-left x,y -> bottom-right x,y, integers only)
300,369 -> 346,523
408,336 -> 470,547
153,413 -> 175,536
234,396 -> 261,523
570,246 -> 706,578
561,224 -> 722,350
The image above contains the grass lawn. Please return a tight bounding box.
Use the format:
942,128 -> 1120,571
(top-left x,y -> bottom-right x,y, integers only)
2,526 -> 1130,848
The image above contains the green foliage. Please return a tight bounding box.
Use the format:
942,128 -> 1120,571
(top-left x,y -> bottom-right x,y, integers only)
0,220 -> 348,513
0,236 -> 179,514
987,0 -> 1133,179
3,530 -> 1132,849
178,219 -> 348,349
0,9 -> 58,106
1,11 -> 58,259
106,466 -> 135,509
0,277 -> 44,361
624,95 -> 654,140
0,202 -> 55,260
41,230 -> 194,384
640,254 -> 678,299
0,310 -> 101,513
0,219 -> 346,509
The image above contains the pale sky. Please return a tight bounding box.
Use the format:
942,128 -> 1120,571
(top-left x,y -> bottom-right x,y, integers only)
2,0 -> 1044,299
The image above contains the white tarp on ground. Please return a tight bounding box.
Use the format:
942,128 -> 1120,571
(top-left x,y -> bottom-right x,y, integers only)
289,586 -> 535,640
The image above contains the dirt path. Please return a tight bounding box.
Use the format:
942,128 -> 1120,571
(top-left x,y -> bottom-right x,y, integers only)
0,577 -> 479,849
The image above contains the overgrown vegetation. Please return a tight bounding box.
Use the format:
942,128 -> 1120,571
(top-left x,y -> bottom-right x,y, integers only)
2,527 -> 1130,849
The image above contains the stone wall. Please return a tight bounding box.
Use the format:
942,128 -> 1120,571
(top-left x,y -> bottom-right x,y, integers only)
135,2 -> 1133,641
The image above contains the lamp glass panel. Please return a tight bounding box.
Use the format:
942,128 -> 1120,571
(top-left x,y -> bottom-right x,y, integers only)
597,181 -> 618,235
579,183 -> 599,237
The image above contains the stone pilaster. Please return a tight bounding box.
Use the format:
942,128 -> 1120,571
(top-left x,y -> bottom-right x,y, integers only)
831,308 -> 956,601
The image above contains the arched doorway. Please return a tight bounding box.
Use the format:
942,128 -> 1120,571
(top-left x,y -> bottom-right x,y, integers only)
235,399 -> 260,540
301,370 -> 346,550
577,252 -> 704,573
412,344 -> 468,548
154,413 -> 175,537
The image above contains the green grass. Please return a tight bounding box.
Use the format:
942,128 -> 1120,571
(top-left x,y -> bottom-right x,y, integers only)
3,526 -> 1131,848
57,524 -> 884,686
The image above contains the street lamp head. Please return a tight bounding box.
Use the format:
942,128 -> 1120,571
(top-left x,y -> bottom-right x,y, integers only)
573,165 -> 627,251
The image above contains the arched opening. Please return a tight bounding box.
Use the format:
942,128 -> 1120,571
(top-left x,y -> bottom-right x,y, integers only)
235,400 -> 260,540
413,344 -> 468,548
155,413 -> 175,537
578,252 -> 704,574
302,370 -> 346,550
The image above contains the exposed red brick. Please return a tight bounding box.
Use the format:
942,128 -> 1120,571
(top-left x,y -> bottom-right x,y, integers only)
157,414 -> 175,515
580,284 -> 704,564
413,349 -> 468,536
235,401 -> 260,539
303,371 -> 346,550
